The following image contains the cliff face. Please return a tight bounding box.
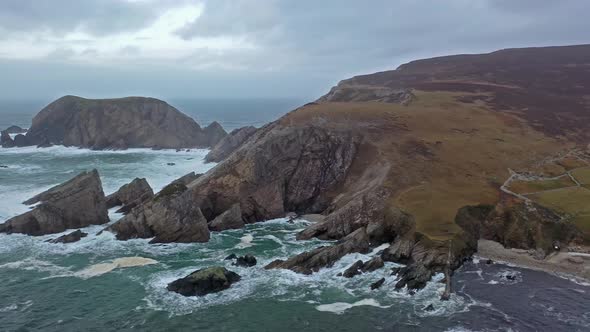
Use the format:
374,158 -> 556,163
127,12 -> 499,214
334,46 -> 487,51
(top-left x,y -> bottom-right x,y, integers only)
107,44 -> 590,289
23,96 -> 227,149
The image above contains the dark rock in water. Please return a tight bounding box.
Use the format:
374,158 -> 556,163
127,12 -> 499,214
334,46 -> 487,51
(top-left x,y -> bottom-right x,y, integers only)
234,254 -> 257,267
205,126 -> 257,163
485,259 -> 494,265
167,163 -> 176,166
370,278 -> 386,290
424,304 -> 435,312
0,170 -> 108,236
48,230 -> 88,244
361,256 -> 384,272
1,131 -> 15,147
167,266 -> 241,297
24,95 -> 227,149
265,227 -> 370,274
3,125 -> 27,134
104,182 -> 210,243
13,134 -> 31,147
224,254 -> 237,260
342,257 -> 385,278
208,204 -> 245,232
342,260 -> 364,278
391,267 -> 401,276
106,178 -> 154,214
505,274 -> 516,281
0,165 -> 7,168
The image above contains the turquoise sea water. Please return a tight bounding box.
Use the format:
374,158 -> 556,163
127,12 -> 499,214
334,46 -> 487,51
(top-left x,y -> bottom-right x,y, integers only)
0,102 -> 589,331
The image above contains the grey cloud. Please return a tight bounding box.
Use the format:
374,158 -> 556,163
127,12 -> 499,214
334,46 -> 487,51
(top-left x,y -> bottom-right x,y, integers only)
0,0 -> 164,37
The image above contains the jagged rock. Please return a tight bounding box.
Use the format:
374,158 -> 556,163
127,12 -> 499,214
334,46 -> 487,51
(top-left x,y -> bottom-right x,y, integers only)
0,170 -> 108,236
225,254 -> 237,260
13,134 -> 30,147
167,266 -> 241,297
370,278 -> 386,290
381,236 -> 415,264
203,122 -> 228,148
1,131 -> 15,147
2,125 -> 27,134
265,227 -> 370,274
234,254 -> 257,267
23,96 -> 227,149
106,178 -> 154,214
395,264 -> 434,290
205,126 -> 257,163
318,85 -> 415,105
208,204 -> 244,232
342,260 -> 364,278
104,182 -> 210,243
424,304 -> 435,312
361,256 -> 385,272
47,230 -> 88,244
391,267 -> 401,276
485,259 -> 494,265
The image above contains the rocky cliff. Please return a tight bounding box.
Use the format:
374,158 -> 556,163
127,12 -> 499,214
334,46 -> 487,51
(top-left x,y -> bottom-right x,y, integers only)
18,96 -> 227,149
106,44 -> 590,291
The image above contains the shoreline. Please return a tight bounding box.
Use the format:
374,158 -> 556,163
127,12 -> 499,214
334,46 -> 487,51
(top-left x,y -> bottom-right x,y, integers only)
476,239 -> 590,284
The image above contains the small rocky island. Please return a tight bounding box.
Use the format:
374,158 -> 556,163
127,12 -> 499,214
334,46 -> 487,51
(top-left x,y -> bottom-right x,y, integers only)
1,96 -> 227,149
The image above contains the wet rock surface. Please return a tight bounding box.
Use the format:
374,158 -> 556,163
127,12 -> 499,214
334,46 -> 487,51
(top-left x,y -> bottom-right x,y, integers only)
106,178 -> 154,214
167,267 -> 241,297
47,230 -> 88,244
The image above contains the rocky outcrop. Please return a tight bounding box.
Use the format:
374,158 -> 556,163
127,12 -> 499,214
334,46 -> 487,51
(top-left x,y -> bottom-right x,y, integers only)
234,254 -> 257,267
104,182 -> 210,243
208,204 -> 244,232
23,96 -> 227,149
205,126 -> 257,163
0,131 -> 14,147
0,170 -> 108,236
2,125 -> 27,134
48,230 -> 88,244
455,201 -> 581,254
202,122 -> 228,148
342,257 -> 384,278
167,266 -> 241,297
106,178 -> 154,214
265,227 -> 371,274
318,86 -> 415,105
171,172 -> 202,186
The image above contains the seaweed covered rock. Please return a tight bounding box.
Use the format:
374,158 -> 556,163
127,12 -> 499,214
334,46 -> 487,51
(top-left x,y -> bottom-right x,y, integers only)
167,267 -> 241,297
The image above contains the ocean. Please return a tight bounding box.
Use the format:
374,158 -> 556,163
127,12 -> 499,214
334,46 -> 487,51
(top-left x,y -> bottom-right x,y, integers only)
0,100 -> 589,332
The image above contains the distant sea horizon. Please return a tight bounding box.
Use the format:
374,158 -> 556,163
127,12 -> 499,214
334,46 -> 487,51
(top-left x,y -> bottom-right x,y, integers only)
0,97 -> 308,133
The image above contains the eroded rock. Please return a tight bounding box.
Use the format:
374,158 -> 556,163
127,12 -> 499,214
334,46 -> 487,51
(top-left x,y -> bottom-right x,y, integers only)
167,267 -> 241,297
106,178 -> 154,214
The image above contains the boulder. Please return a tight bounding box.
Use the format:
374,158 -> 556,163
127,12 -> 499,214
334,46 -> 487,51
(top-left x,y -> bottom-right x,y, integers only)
370,278 -> 386,290
106,178 -> 154,214
167,266 -> 241,297
48,230 -> 88,244
24,95 -> 227,149
342,257 -> 385,278
0,170 -> 108,236
13,134 -> 31,147
1,131 -> 15,147
225,254 -> 237,260
104,182 -> 210,243
342,260 -> 364,278
265,227 -> 370,274
234,254 -> 257,267
205,126 -> 257,163
208,204 -> 245,232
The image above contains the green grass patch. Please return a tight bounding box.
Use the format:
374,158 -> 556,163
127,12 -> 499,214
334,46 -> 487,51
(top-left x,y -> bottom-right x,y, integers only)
508,176 -> 576,194
571,167 -> 590,184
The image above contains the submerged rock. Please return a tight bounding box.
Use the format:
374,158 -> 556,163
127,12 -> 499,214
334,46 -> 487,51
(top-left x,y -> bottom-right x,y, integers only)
342,257 -> 385,278
106,178 -> 154,214
0,170 -> 108,236
48,229 -> 88,244
265,227 -> 371,274
370,278 -> 386,290
225,253 -> 238,260
234,254 -> 257,267
167,266 -> 241,297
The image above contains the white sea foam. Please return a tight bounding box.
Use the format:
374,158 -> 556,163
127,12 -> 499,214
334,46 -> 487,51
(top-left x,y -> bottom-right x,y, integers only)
234,234 -> 254,249
315,298 -> 390,314
75,257 -> 158,279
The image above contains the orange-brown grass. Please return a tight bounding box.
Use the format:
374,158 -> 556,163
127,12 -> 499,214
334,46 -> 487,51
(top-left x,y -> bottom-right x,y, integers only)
290,91 -> 566,240
557,156 -> 588,170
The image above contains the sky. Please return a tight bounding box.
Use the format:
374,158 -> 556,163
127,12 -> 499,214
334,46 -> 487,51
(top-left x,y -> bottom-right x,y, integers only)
0,0 -> 589,101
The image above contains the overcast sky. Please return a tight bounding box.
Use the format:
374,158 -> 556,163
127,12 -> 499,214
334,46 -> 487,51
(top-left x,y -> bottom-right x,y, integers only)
0,0 -> 589,100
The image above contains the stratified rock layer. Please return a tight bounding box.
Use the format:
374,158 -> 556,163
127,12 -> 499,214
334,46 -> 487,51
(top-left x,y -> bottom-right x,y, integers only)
0,170 -> 108,235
